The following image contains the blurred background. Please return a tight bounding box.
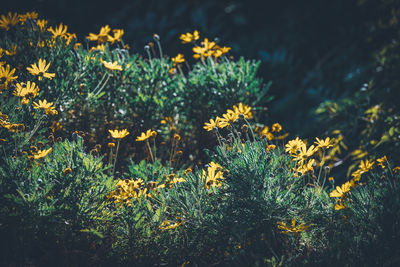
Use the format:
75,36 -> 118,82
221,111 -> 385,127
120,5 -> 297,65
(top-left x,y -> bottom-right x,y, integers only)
2,0 -> 397,144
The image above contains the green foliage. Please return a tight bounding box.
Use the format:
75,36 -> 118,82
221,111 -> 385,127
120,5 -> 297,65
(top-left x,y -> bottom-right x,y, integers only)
0,137 -> 114,265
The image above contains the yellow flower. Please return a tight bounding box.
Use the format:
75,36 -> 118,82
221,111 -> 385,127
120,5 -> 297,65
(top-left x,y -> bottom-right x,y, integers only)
87,25 -> 112,43
334,200 -> 347,210
32,148 -> 52,160
377,156 -> 387,169
266,144 -> 276,152
271,123 -> 282,133
193,38 -> 216,59
168,67 -> 177,74
293,143 -> 317,163
315,137 -> 335,149
285,137 -> 304,155
219,110 -> 239,128
202,162 -> 224,189
296,159 -> 316,175
5,44 -> 17,56
108,129 -> 130,139
359,159 -> 374,173
136,129 -> 157,141
0,64 -> 18,90
213,46 -> 231,58
232,103 -> 253,119
63,167 -> 72,175
14,81 -> 39,98
179,30 -> 200,44
277,218 -> 310,234
32,99 -> 58,115
26,59 -> 56,80
100,59 -> 123,71
108,142 -> 116,148
203,117 -> 221,131
109,29 -> 124,44
36,19 -> 48,31
0,12 -> 19,31
329,181 -> 352,198
0,119 -> 25,132
19,12 -> 38,24
172,53 -> 185,64
89,44 -> 106,52
159,219 -> 182,231
48,23 -> 68,39
393,166 -> 400,173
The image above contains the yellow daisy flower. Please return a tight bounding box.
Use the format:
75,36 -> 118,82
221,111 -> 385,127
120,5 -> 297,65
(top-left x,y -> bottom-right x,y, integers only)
100,59 -> 123,71
26,59 -> 56,80
108,129 -> 130,139
136,129 -> 157,141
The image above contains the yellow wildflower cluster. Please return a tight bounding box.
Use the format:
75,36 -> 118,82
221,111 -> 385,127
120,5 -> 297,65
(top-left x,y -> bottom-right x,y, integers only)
87,25 -> 124,44
33,99 -> 58,116
192,38 -> 231,59
48,23 -> 76,45
159,218 -> 183,231
329,159 -> 376,210
201,162 -> 225,189
285,137 -> 335,177
203,103 -> 252,131
13,81 -> 39,105
277,218 -> 310,235
0,111 -> 25,132
257,122 -> 288,141
179,30 -> 200,44
107,178 -> 161,207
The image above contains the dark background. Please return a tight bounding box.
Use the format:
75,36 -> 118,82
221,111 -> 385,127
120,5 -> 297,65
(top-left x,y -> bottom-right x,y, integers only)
2,0 -> 383,136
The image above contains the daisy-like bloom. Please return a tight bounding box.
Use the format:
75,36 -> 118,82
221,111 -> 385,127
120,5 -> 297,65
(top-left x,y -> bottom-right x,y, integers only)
100,59 -> 123,71
329,181 -> 352,198
171,53 -> 185,64
376,156 -> 388,169
32,147 -> 52,159
294,143 -> 317,163
0,64 -> 18,90
334,199 -> 348,210
266,144 -> 276,152
393,166 -> 400,173
213,46 -> 231,58
219,110 -> 239,128
0,119 -> 25,132
168,67 -> 177,74
108,129 -> 130,139
193,38 -> 216,59
259,126 -> 275,140
26,59 -> 56,80
285,137 -> 304,155
315,137 -> 335,149
0,12 -> 19,31
19,11 -> 38,24
136,129 -> 157,141
271,123 -> 282,133
233,103 -> 253,119
89,44 -> 106,52
109,29 -> 124,44
5,44 -> 17,56
87,25 -> 112,43
359,159 -> 374,173
33,99 -> 58,115
296,158 -> 316,176
277,218 -> 310,235
179,30 -> 200,44
202,161 -> 224,189
13,81 -> 39,104
48,23 -> 68,39
159,219 -> 182,231
36,19 -> 48,31
63,167 -> 72,175
203,117 -> 221,131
